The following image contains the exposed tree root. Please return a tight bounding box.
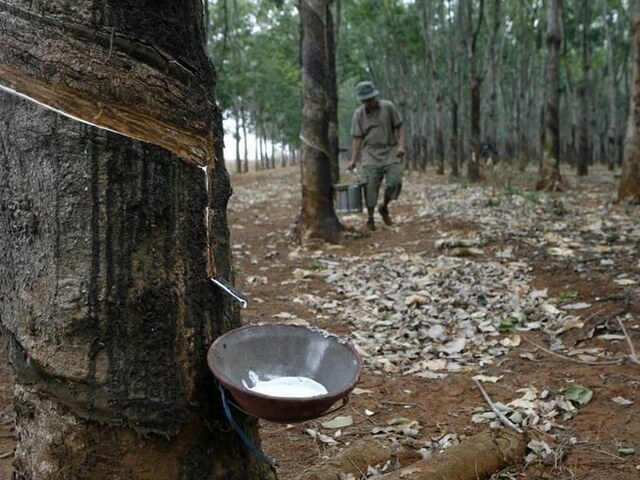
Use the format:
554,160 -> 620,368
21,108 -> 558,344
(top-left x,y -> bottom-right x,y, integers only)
293,429 -> 526,480
372,429 -> 527,480
294,439 -> 420,480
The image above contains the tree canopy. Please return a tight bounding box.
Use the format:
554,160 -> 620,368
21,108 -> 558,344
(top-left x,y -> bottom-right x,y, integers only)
207,0 -> 632,174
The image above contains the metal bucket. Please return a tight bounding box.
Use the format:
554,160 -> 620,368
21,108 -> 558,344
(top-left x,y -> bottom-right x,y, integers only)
335,182 -> 365,213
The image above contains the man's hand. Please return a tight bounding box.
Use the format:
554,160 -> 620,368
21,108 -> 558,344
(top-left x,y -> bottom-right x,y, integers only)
396,146 -> 406,158
347,160 -> 357,171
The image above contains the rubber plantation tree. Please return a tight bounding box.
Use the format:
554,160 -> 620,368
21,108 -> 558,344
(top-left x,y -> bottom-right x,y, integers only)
0,2 -> 273,478
619,0 -> 640,201
463,0 -> 486,183
576,0 -> 591,177
297,0 -> 342,243
536,0 -> 566,191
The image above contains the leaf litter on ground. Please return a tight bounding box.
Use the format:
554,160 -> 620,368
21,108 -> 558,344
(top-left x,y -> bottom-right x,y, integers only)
228,167 -> 640,475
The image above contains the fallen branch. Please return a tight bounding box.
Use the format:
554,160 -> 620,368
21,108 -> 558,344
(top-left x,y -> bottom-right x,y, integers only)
473,379 -> 523,434
583,446 -> 627,462
522,337 -> 623,366
616,317 -> 640,366
594,294 -> 627,303
371,429 -> 527,480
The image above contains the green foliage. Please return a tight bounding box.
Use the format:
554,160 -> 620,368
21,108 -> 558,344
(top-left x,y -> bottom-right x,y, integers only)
205,0 -> 633,167
557,290 -> 578,301
563,384 -> 593,407
207,0 -> 301,148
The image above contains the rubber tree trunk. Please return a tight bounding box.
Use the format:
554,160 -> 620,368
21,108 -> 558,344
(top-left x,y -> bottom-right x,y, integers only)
577,0 -> 591,177
327,0 -> 340,186
537,0 -> 564,190
602,0 -> 620,171
0,91 -> 272,480
297,0 -> 341,243
420,0 -> 445,176
619,0 -> 640,201
0,1 -> 272,478
464,0 -> 483,183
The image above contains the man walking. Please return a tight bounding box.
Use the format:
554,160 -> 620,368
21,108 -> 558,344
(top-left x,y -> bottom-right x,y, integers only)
348,81 -> 405,231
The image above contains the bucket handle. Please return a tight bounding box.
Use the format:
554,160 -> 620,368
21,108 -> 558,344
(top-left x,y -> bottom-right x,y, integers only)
321,396 -> 350,417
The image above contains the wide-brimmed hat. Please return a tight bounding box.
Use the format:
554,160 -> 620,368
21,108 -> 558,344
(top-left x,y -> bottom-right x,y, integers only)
355,81 -> 379,101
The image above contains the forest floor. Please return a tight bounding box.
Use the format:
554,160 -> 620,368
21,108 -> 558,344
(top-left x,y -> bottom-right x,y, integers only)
229,163 -> 640,480
0,163 -> 638,479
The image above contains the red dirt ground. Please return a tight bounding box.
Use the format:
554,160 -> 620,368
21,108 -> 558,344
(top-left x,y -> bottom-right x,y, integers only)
0,165 -> 638,480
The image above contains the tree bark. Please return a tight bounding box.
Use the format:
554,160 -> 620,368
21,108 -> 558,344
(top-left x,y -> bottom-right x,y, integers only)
486,0 -> 502,155
0,1 -> 273,478
420,0 -> 445,176
465,0 -> 485,183
327,0 -> 340,186
537,0 -> 565,190
603,0 -> 620,171
0,1 -> 216,166
619,0 -> 640,201
297,0 -> 341,243
0,91 -> 272,480
577,0 -> 591,177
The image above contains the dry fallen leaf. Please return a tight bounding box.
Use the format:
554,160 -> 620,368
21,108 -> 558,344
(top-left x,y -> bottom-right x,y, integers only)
321,416 -> 353,429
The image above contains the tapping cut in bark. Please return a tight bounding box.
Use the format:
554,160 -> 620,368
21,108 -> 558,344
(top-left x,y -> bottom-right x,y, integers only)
0,2 -> 217,166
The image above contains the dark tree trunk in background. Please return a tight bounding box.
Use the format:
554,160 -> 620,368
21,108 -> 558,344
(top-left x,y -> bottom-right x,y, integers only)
537,0 -> 565,190
327,0 -> 340,185
297,0 -> 341,243
619,0 -> 640,201
577,0 -> 591,177
451,99 -> 460,177
234,108 -> 242,174
0,1 -> 273,478
603,0 -> 619,171
465,0 -> 484,182
241,106 -> 249,172
469,77 -> 482,181
420,0 -> 445,175
486,0 -> 502,154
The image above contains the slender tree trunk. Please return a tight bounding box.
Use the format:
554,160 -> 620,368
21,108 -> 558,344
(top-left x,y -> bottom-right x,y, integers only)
235,108 -> 242,174
469,76 -> 482,181
420,0 -> 445,175
453,0 -> 466,177
327,0 -> 340,185
0,2 -> 273,478
537,0 -> 565,190
577,0 -> 591,176
603,0 -> 620,171
297,0 -> 340,243
465,0 -> 484,182
619,0 -> 640,201
486,0 -> 502,154
204,0 -> 210,47
451,99 -> 460,177
240,105 -> 249,172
